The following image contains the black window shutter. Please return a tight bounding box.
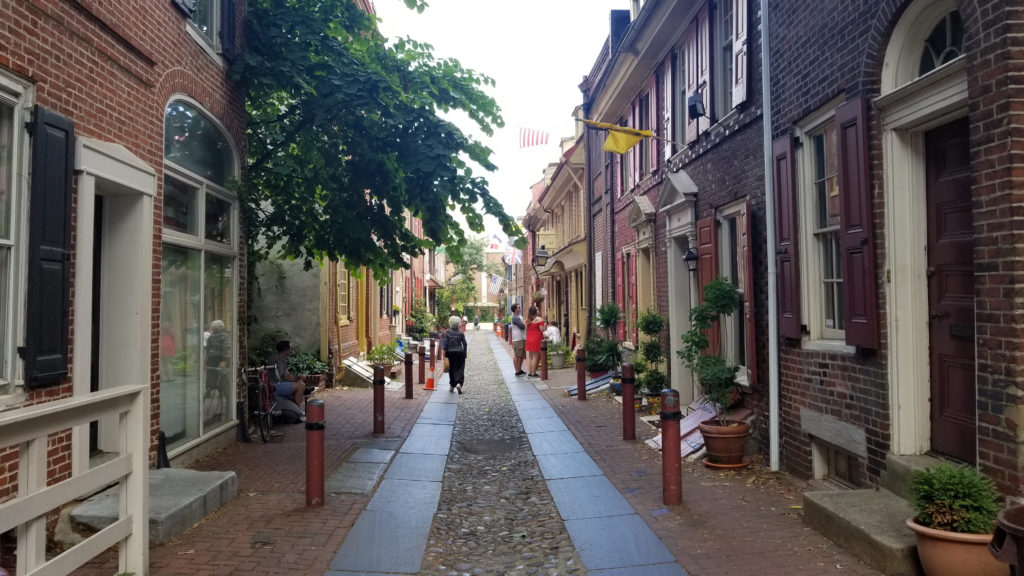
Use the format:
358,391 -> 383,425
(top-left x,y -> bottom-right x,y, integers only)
836,97 -> 879,349
24,106 -> 74,386
772,135 -> 801,339
220,0 -> 238,62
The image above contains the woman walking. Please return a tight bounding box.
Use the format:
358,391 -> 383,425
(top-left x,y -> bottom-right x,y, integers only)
524,305 -> 545,377
443,315 -> 468,393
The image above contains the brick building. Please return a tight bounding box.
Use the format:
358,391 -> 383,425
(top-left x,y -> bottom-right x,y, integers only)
581,0 -> 764,411
0,0 -> 245,568
770,0 -> 1024,495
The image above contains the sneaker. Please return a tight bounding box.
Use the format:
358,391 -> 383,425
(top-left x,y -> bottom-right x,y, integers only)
514,370 -> 526,376
305,385 -> 319,397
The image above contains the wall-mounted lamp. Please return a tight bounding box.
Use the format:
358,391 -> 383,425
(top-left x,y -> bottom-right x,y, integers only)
682,247 -> 698,273
687,92 -> 706,119
533,245 -> 551,276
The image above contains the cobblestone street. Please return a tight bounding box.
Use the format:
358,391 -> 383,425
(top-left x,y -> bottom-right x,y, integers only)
420,332 -> 584,575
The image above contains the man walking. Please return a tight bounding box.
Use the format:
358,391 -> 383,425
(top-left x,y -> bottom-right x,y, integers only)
510,303 -> 527,376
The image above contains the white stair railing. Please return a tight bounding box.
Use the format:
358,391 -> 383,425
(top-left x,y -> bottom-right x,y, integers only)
0,384 -> 149,576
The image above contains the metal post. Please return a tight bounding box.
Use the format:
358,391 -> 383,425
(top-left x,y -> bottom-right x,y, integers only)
418,343 -> 425,386
621,363 -> 636,441
373,365 -> 386,434
305,398 -> 325,507
660,389 -> 682,505
576,348 -> 586,401
541,340 -> 548,381
404,351 -> 413,399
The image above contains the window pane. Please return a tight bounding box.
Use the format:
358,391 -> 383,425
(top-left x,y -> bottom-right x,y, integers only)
164,101 -> 232,186
0,102 -> 12,240
203,252 -> 234,429
161,245 -> 202,451
0,248 -> 9,391
919,11 -> 963,76
191,0 -> 216,43
205,193 -> 232,244
164,175 -> 199,235
813,126 -> 840,230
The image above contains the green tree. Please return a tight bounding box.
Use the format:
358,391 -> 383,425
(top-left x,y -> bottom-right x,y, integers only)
236,0 -> 523,280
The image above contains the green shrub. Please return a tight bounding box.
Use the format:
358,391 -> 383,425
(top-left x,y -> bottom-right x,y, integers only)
910,462 -> 1000,534
289,351 -> 329,375
584,336 -> 620,372
367,342 -> 397,366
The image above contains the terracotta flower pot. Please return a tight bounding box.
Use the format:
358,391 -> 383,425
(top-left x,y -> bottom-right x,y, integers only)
698,419 -> 750,468
906,518 -> 1007,576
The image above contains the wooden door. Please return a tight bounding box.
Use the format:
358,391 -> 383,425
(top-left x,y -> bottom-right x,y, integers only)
926,117 -> 976,464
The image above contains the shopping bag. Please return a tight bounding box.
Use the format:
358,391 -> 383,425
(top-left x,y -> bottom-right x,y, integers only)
443,357 -> 450,373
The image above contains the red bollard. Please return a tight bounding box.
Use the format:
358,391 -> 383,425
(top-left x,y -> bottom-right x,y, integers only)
660,389 -> 682,505
576,348 -> 587,401
404,351 -> 414,399
373,365 -> 386,434
306,398 -> 325,507
541,340 -> 548,381
621,363 -> 636,441
418,343 -> 425,386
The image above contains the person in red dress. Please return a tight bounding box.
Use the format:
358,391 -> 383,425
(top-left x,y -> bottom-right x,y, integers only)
524,305 -> 545,377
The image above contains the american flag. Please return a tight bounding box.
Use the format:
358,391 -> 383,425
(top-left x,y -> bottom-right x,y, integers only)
488,273 -> 503,296
519,128 -> 550,148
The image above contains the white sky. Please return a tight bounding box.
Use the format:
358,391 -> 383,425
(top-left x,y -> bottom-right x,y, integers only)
372,0 -> 629,242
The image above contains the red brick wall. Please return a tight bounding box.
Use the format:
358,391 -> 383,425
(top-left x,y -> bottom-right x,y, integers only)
769,0 -> 1024,491
0,0 -> 244,500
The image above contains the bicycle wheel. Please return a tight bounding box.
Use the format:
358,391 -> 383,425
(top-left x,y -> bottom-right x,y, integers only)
257,384 -> 273,443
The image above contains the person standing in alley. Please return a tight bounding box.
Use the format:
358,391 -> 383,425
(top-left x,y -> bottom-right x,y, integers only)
525,305 -> 545,377
510,303 -> 527,376
443,315 -> 468,393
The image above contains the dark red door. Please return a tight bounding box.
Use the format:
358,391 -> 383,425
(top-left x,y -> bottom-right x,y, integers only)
926,117 -> 976,464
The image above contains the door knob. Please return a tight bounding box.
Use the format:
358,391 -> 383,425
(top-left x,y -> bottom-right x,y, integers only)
929,311 -> 945,320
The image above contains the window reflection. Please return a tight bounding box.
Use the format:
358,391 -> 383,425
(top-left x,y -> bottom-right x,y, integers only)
164,101 -> 232,186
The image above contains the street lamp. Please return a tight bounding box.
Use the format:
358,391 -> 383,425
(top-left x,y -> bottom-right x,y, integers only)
682,247 -> 698,273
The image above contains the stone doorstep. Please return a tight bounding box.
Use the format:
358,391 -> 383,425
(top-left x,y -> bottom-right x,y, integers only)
67,468 -> 238,546
803,488 -> 921,576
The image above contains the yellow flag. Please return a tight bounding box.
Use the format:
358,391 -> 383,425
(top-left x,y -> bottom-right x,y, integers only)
580,119 -> 654,154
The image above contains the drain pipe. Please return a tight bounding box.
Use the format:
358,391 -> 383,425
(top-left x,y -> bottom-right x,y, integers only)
760,0 -> 780,471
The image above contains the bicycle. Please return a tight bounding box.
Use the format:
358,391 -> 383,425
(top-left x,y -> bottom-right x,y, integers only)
252,365 -> 278,443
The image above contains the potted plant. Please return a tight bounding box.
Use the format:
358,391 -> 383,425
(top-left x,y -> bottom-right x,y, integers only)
637,308 -> 667,414
677,276 -> 749,467
289,350 -> 330,387
546,341 -> 570,370
905,462 -> 1007,576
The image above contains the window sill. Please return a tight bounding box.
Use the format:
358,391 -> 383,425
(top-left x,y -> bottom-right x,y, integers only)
186,25 -> 227,68
802,338 -> 857,355
0,388 -> 28,411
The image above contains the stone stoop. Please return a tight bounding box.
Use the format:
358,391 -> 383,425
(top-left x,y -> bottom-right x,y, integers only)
67,468 -> 238,545
802,454 -> 947,575
803,488 -> 920,575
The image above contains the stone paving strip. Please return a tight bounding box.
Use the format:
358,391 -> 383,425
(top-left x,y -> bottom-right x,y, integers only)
326,330 -> 688,575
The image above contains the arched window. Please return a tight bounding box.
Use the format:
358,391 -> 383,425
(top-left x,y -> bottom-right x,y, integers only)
160,99 -> 238,451
918,11 -> 963,76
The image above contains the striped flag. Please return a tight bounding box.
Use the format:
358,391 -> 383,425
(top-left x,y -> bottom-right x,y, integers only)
488,273 -> 503,296
519,128 -> 550,148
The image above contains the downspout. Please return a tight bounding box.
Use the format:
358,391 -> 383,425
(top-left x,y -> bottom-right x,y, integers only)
760,0 -> 780,471
583,97 -> 596,332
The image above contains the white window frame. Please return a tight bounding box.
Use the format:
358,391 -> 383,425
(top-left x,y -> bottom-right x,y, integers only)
713,0 -> 735,118
0,72 -> 32,405
715,200 -> 750,386
794,96 -> 855,350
